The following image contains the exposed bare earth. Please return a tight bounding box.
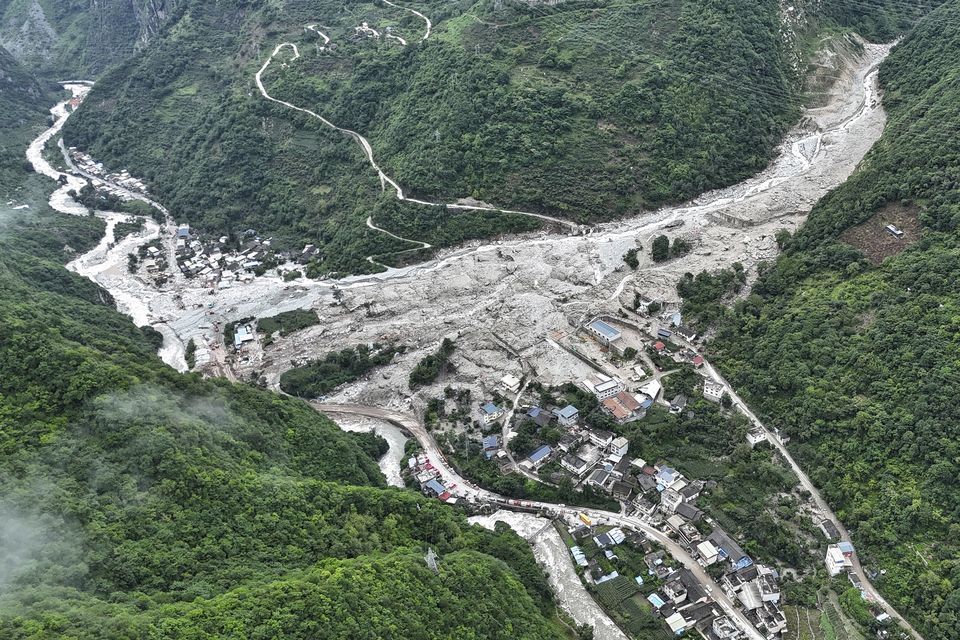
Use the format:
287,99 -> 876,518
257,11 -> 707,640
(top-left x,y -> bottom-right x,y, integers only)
840,203 -> 921,265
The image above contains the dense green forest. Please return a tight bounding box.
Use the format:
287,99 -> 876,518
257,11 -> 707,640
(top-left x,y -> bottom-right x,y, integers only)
0,46 -> 53,191
0,217 -> 569,637
0,92 -> 570,639
712,3 -> 960,637
279,342 -> 405,397
60,0 -> 818,274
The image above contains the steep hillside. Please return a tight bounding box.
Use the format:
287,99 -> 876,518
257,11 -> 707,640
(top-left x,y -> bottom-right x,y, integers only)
63,0 -> 805,274
0,106 -> 569,637
0,211 -> 569,638
0,45 -> 52,192
713,3 -> 960,637
0,0 -> 179,76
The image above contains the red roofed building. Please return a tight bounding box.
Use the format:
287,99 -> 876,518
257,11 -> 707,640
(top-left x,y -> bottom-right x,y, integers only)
692,355 -> 704,368
654,341 -> 666,353
601,391 -> 645,424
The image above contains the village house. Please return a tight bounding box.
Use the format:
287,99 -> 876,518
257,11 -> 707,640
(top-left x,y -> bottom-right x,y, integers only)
611,436 -> 629,457
557,433 -> 581,453
611,481 -> 633,501
601,391 -> 645,423
825,543 -> 853,576
479,402 -> 504,424
676,502 -> 703,523
233,324 -> 256,350
555,404 -> 579,427
746,428 -> 767,447
703,380 -> 725,403
482,435 -> 501,460
819,519 -> 841,541
583,374 -> 623,400
523,444 -> 553,470
696,540 -> 719,566
669,394 -> 688,414
588,429 -> 615,448
708,528 -> 753,570
656,465 -> 681,488
561,454 -> 589,477
527,406 -> 554,428
588,468 -> 611,489
594,527 -> 626,548
637,378 -> 663,402
500,374 -> 522,394
661,488 -> 683,513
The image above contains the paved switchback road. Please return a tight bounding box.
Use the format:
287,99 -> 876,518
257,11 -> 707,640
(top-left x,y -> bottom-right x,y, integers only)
315,402 -> 766,640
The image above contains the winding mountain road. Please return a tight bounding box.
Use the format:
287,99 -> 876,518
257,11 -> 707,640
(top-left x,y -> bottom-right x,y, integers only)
254,26 -> 581,265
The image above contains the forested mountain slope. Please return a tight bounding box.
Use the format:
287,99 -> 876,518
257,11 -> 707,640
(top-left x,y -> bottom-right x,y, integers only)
0,45 -> 53,189
0,98 -> 569,639
0,214 -> 569,638
62,0 -> 809,274
713,3 -> 960,637
0,0 -> 179,76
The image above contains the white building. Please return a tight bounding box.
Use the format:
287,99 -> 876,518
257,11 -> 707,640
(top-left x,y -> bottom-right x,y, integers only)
637,378 -> 663,402
611,436 -> 629,457
480,403 -> 504,424
555,404 -> 579,427
586,319 -> 622,346
661,488 -> 683,513
825,545 -> 849,577
665,612 -> 687,635
746,429 -> 767,447
703,380 -> 725,403
697,540 -> 719,566
561,454 -> 589,477
500,374 -> 522,394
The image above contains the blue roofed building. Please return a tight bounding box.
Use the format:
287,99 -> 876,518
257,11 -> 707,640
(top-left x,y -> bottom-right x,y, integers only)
708,528 -> 753,570
555,404 -> 579,427
424,479 -> 446,497
586,319 -> 622,346
527,406 -> 554,428
647,593 -> 666,609
482,435 -> 501,459
479,402 -> 504,424
656,466 -> 680,488
524,444 -> 553,469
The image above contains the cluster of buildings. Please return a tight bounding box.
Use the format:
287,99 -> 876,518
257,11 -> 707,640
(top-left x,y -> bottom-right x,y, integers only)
567,520 -> 748,640
645,567 -> 747,639
630,461 -> 789,638
68,148 -> 149,198
408,453 -> 462,506
174,225 -> 274,287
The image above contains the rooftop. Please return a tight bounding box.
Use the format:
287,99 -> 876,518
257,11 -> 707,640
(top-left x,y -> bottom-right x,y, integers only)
528,444 -> 552,463
556,404 -> 579,419
589,319 -> 621,340
480,402 -> 501,415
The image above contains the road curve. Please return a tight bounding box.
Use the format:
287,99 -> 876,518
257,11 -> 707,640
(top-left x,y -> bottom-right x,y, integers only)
382,0 -> 432,40
314,402 -> 766,640
254,30 -> 581,265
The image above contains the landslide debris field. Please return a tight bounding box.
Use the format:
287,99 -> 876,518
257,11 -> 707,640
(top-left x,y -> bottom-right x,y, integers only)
42,35 -> 888,417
